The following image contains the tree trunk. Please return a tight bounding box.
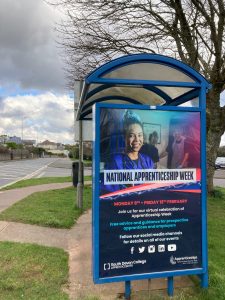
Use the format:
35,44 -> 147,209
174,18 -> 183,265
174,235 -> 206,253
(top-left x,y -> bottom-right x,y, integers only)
206,88 -> 224,195
207,129 -> 222,194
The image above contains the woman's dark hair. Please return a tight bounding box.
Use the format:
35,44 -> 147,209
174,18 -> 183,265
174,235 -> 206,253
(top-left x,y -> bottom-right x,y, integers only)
123,110 -> 143,134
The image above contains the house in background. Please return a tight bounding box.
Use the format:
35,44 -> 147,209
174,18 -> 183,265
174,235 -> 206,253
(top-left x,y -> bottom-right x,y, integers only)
23,140 -> 36,147
37,140 -> 59,150
37,140 -> 68,156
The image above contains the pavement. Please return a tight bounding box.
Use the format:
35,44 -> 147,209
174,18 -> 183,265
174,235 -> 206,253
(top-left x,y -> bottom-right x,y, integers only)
0,182 -> 204,299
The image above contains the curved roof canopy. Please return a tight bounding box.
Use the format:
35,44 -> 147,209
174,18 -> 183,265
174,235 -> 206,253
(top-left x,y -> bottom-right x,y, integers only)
76,54 -> 211,120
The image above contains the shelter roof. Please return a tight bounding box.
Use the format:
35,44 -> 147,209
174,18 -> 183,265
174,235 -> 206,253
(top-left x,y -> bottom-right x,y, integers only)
76,54 -> 210,120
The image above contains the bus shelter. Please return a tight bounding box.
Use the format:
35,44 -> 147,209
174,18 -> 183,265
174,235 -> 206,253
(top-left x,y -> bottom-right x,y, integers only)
76,54 -> 211,298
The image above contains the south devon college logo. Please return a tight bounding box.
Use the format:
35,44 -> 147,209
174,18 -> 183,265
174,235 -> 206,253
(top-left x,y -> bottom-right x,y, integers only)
104,263 -> 110,270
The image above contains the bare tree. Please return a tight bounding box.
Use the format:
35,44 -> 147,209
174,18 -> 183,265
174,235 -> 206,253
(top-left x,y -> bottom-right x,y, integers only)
52,0 -> 225,194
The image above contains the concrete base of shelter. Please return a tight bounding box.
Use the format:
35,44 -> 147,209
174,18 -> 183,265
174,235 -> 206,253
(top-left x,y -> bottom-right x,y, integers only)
68,210 -> 194,300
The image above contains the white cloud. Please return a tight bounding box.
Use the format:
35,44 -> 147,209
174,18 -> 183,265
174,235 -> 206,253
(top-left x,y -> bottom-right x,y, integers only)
0,93 -> 74,144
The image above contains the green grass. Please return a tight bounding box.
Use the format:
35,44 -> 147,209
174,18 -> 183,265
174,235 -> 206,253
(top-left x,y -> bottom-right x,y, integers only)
205,188 -> 225,299
84,175 -> 92,181
0,241 -> 69,300
0,186 -> 92,228
70,159 -> 92,167
0,176 -> 92,191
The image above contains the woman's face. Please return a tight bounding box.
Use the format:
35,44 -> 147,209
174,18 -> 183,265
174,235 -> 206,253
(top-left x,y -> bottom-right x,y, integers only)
126,123 -> 144,153
173,130 -> 182,142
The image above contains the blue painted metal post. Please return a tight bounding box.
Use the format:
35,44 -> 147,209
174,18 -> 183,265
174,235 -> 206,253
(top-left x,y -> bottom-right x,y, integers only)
199,84 -> 209,289
200,273 -> 208,288
167,276 -> 174,297
125,281 -> 131,299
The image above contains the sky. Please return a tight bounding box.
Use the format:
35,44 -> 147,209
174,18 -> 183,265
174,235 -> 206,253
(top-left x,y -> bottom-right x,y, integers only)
0,0 -> 74,144
0,0 -> 224,146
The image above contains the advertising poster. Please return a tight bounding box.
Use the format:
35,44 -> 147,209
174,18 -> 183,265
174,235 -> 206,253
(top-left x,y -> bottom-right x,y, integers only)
94,105 -> 202,281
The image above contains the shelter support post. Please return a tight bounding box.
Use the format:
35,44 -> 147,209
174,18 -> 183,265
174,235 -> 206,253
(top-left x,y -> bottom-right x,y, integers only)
167,276 -> 174,297
199,273 -> 208,288
125,281 -> 131,300
77,120 -> 83,209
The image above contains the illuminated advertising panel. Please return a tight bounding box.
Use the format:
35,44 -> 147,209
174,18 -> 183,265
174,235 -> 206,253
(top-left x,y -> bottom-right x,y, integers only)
93,104 -> 203,282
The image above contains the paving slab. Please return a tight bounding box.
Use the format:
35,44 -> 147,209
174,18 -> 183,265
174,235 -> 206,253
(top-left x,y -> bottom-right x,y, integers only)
0,182 -> 72,212
0,221 -> 69,249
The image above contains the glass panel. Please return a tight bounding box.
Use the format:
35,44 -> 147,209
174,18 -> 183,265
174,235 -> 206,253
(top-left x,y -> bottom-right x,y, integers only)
102,63 -> 195,83
179,98 -> 199,107
155,86 -> 194,100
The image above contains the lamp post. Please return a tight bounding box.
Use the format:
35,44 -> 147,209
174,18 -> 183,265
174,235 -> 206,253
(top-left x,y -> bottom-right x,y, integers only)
20,110 -> 40,159
20,116 -> 26,159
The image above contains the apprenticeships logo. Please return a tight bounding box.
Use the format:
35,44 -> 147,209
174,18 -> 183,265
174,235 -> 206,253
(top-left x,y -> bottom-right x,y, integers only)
170,256 -> 177,265
169,255 -> 198,265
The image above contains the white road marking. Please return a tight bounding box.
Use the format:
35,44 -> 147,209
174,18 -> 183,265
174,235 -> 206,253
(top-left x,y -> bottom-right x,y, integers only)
36,172 -> 45,178
0,177 -> 20,179
0,160 -> 55,189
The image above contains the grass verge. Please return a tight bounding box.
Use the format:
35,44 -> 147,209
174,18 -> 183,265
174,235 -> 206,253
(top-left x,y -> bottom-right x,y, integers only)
0,186 -> 92,228
0,176 -> 92,191
0,176 -> 72,191
0,241 -> 69,300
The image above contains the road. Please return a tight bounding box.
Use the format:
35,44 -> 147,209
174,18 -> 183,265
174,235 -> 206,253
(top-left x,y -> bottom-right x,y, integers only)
0,158 -> 92,188
0,158 -> 224,189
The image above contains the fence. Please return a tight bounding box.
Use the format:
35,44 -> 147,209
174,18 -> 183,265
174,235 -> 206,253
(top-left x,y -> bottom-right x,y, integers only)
0,149 -> 39,161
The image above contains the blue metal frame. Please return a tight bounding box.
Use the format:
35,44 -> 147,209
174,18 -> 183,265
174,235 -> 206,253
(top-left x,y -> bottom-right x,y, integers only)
86,54 -> 207,84
199,84 -> 208,287
81,95 -> 142,112
93,102 -> 208,286
167,88 -> 200,106
85,84 -> 172,107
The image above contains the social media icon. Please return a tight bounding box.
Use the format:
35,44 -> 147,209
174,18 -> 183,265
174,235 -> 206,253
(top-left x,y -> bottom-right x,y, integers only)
158,245 -> 165,252
104,263 -> 110,270
168,244 -> 177,252
138,246 -> 145,253
148,245 -> 155,253
131,247 -> 135,254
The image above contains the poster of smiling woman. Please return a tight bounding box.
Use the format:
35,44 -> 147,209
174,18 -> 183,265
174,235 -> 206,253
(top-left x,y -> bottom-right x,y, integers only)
93,103 -> 202,282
